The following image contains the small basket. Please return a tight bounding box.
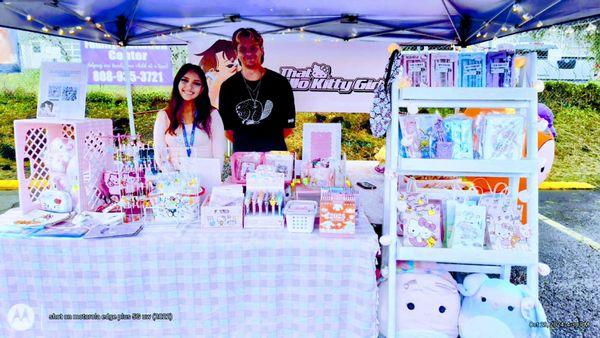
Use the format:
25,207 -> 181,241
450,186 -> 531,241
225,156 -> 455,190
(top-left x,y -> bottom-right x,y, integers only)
284,200 -> 318,233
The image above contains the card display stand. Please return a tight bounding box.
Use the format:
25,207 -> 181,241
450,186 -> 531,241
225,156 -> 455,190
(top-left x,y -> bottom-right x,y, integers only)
14,119 -> 113,213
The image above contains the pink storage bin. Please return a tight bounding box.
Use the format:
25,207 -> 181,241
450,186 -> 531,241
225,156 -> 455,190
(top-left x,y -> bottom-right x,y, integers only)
230,152 -> 264,184
14,119 -> 113,213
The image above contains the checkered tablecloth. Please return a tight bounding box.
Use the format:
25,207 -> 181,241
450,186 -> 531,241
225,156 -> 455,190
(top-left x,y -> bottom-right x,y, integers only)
0,209 -> 379,338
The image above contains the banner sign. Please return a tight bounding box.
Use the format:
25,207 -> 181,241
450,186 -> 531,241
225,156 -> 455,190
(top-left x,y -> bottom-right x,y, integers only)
189,39 -> 390,113
81,42 -> 173,86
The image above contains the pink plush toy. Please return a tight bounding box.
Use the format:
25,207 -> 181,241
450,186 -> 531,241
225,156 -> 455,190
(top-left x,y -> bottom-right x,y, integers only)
379,262 -> 461,337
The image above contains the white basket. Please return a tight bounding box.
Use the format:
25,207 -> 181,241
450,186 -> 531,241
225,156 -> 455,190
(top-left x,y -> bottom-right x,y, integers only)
284,200 -> 318,233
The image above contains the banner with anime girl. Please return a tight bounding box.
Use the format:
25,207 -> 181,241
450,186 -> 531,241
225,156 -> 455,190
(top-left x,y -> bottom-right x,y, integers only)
189,38 -> 390,113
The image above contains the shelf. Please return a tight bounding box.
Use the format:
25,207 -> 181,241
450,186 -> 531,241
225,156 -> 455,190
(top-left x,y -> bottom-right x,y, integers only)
398,87 -> 536,109
396,242 -> 537,266
396,158 -> 536,177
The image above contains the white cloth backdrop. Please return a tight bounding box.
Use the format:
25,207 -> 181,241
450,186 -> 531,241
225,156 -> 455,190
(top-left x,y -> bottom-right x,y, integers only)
188,39 -> 390,113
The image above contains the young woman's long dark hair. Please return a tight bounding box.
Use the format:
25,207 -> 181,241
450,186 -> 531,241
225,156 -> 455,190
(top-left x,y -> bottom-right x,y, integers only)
165,63 -> 212,138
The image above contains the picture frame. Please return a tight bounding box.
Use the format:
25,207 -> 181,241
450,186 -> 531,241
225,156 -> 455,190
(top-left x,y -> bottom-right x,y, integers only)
302,123 -> 341,162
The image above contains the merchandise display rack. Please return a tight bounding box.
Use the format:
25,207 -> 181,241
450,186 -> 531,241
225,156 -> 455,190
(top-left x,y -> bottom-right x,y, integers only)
381,82 -> 540,337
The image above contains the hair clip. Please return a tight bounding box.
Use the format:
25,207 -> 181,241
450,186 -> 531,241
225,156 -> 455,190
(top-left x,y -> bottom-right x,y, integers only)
269,194 -> 277,215
257,192 -> 265,214
276,193 -> 284,215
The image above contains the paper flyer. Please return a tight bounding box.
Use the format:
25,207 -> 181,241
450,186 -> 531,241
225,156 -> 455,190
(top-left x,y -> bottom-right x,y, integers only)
37,62 -> 88,119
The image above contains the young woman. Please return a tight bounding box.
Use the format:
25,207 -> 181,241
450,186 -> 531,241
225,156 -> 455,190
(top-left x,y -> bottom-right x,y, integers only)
153,63 -> 226,171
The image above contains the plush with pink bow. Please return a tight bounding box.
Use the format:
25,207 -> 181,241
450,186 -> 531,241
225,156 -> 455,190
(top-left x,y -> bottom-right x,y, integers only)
43,138 -> 75,191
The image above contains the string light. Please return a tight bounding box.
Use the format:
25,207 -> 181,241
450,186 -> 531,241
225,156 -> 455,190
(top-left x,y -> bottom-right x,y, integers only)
476,32 -> 482,38
299,27 -> 305,32
501,25 -> 508,32
58,28 -> 64,35
95,23 -> 102,29
522,13 -> 531,21
76,26 -> 83,31
69,29 -> 75,35
26,14 -> 33,21
512,4 -> 523,13
536,21 -> 543,28
85,16 -> 92,22
104,33 -> 111,38
41,26 -> 49,33
482,32 -> 488,38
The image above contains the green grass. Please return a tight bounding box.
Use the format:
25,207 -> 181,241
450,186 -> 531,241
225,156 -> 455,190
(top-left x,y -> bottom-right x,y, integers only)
0,70 -> 598,186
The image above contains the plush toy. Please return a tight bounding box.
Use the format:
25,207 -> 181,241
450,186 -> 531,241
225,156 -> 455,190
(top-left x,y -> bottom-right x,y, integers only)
44,138 -> 75,191
458,273 -> 550,338
379,262 -> 461,338
65,156 -> 80,208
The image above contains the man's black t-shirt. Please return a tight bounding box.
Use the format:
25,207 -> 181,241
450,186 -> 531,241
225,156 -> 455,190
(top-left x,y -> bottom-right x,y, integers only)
219,69 -> 296,152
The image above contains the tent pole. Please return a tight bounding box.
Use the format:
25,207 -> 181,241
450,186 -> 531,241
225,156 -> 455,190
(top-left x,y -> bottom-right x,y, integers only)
123,46 -> 137,139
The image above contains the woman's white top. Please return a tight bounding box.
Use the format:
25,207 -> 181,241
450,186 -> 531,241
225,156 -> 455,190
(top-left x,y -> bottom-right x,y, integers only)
153,108 -> 226,171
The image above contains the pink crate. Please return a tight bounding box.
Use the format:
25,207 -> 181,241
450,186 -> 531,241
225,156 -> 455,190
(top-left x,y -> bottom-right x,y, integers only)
14,119 -> 113,213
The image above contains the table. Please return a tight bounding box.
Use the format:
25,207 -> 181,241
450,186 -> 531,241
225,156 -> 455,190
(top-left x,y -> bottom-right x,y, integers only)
345,161 -> 385,225
0,208 -> 379,337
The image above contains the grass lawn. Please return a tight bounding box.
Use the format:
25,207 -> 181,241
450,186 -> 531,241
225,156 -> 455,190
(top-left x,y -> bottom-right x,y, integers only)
0,70 -> 598,186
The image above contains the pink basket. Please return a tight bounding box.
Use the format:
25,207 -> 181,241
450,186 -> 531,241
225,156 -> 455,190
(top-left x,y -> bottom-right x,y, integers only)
14,119 -> 113,213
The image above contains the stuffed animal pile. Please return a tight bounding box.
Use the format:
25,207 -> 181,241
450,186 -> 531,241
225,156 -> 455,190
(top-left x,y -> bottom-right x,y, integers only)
378,263 -> 551,338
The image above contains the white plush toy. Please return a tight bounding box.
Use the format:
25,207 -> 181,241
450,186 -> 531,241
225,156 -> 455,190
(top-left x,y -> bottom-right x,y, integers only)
44,138 -> 75,191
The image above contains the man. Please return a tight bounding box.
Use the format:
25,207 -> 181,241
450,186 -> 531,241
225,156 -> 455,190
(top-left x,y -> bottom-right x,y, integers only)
219,28 -> 296,152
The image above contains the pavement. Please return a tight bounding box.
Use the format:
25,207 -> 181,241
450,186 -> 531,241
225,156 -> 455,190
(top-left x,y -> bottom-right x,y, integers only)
537,190 -> 600,338
0,189 -> 598,337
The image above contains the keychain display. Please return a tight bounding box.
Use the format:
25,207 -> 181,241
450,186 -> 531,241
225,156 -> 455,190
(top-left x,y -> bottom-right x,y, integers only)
244,168 -> 285,229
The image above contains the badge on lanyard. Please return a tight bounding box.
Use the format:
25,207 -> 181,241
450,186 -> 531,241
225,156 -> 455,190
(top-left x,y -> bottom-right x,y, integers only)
182,122 -> 196,157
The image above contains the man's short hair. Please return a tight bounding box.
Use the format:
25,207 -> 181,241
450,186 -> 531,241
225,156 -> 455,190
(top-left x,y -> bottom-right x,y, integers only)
232,28 -> 264,50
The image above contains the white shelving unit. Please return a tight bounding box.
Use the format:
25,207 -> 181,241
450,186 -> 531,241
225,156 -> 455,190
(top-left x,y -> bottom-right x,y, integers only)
381,84 -> 540,338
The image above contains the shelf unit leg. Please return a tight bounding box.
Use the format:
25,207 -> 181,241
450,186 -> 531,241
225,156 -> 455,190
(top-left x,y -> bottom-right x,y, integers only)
386,172 -> 398,338
501,265 -> 512,281
527,264 -> 539,298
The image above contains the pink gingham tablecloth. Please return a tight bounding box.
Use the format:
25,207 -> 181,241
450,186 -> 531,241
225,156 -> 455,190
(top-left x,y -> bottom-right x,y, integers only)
0,209 -> 379,338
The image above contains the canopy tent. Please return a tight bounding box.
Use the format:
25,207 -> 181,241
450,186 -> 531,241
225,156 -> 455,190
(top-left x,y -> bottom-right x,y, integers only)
1,0 -> 599,46
1,0 -> 598,136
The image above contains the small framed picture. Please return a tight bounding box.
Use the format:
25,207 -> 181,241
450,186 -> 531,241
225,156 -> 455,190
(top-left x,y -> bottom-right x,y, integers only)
302,123 -> 341,162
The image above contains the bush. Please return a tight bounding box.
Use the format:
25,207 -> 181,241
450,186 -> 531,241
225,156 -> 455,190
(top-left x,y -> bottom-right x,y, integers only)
0,144 -> 15,160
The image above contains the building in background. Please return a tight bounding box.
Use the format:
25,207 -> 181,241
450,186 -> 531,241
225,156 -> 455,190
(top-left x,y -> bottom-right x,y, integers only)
0,28 -> 21,73
17,31 -> 80,69
491,26 -> 597,82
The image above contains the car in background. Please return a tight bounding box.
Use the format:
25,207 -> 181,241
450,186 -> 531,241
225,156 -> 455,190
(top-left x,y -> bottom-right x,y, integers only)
516,43 -> 596,82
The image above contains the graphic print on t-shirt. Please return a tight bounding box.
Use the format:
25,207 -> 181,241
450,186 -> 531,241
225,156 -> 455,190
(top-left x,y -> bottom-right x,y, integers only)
236,99 -> 273,125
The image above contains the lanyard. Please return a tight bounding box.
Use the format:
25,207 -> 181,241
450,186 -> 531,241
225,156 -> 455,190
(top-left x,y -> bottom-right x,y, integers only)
181,122 -> 196,157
